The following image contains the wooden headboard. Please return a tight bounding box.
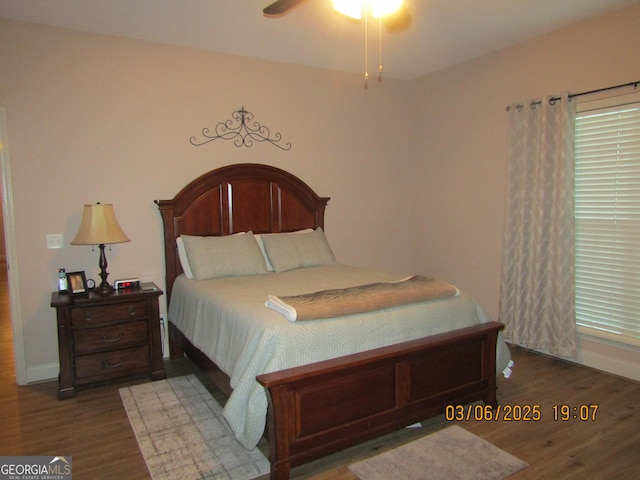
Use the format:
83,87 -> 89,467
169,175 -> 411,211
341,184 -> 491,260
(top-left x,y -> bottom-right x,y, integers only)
155,163 -> 330,300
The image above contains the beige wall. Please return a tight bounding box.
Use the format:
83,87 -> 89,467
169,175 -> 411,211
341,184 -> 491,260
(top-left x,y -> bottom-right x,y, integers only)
410,3 -> 640,379
412,3 -> 640,318
0,19 -> 415,381
1,2 -> 639,383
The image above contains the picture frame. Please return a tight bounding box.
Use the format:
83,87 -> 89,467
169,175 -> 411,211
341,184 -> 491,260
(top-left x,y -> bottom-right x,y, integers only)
66,271 -> 87,295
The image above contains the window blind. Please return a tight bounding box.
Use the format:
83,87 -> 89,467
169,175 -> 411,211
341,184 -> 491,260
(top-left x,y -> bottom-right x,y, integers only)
575,100 -> 640,341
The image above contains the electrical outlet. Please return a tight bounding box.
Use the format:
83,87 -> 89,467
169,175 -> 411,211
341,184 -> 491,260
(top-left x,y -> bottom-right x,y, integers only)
46,234 -> 64,249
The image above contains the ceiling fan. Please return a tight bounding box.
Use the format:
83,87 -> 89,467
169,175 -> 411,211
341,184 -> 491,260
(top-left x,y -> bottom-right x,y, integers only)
263,0 -> 306,15
263,0 -> 412,32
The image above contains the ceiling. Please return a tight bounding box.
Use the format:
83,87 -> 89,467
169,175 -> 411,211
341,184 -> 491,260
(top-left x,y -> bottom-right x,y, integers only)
1,0 -> 637,80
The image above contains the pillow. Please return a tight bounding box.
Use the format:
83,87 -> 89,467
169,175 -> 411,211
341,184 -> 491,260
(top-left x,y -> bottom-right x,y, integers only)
255,228 -> 313,271
180,232 -> 268,280
260,228 -> 337,273
176,236 -> 195,279
177,232 -> 245,279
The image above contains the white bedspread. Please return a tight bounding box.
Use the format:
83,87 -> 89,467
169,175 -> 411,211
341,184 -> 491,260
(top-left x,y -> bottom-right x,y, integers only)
168,264 -> 511,449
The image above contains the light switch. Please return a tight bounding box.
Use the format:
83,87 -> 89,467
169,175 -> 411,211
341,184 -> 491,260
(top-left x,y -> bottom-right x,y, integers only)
46,233 -> 64,249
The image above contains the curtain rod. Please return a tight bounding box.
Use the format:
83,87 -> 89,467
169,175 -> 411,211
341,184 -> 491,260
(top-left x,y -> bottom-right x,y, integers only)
506,80 -> 639,111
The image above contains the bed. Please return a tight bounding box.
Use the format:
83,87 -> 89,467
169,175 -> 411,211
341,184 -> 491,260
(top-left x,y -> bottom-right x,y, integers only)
155,163 -> 510,480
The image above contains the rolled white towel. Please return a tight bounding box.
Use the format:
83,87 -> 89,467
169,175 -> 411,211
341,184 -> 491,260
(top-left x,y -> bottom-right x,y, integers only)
265,295 -> 297,322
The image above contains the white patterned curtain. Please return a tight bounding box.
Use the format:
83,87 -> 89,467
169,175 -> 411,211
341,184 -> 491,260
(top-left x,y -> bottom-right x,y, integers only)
499,93 -> 577,357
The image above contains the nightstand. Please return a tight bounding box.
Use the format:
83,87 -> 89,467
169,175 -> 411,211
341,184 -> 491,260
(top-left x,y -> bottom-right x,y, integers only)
51,282 -> 166,399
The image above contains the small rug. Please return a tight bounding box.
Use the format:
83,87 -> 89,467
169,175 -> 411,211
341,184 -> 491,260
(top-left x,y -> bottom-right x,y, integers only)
348,425 -> 527,480
119,374 -> 269,480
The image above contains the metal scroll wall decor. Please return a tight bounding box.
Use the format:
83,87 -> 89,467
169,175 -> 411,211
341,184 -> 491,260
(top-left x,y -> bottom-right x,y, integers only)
190,106 -> 292,151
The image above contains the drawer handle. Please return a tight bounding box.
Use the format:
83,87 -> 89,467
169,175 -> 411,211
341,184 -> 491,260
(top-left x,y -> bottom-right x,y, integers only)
128,307 -> 137,317
84,313 -> 93,322
101,333 -> 123,343
103,358 -> 123,369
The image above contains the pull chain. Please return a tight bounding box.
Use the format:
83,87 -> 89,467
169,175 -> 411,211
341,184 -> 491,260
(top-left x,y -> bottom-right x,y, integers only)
378,15 -> 383,80
363,4 -> 384,83
364,4 -> 369,81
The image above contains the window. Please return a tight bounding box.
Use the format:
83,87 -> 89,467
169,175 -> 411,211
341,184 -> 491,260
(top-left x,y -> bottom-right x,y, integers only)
574,93 -> 640,343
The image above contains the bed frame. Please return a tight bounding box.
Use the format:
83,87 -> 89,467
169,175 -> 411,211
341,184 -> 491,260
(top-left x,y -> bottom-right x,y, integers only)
155,163 -> 504,480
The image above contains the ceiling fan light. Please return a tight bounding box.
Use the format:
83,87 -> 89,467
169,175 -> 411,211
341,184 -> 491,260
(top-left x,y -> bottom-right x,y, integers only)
333,0 -> 403,20
370,0 -> 403,18
333,0 -> 363,20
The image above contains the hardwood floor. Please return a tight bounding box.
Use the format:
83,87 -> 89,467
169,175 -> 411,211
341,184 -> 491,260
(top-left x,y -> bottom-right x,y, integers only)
0,269 -> 638,479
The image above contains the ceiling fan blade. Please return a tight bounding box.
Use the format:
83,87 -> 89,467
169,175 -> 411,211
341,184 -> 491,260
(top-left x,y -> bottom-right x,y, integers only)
263,0 -> 306,16
382,4 -> 412,32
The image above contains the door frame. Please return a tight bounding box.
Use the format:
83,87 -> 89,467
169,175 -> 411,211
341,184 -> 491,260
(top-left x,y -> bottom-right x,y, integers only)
0,107 -> 26,385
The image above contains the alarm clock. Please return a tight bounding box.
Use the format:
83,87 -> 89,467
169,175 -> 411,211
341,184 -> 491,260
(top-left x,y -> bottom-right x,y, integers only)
114,278 -> 141,289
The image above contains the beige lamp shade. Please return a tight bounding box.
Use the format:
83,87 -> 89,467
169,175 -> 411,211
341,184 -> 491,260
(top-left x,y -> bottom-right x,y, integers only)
71,203 -> 130,245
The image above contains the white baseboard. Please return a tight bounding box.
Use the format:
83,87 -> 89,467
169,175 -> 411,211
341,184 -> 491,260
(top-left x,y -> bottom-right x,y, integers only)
26,363 -> 58,384
571,332 -> 640,382
531,331 -> 640,383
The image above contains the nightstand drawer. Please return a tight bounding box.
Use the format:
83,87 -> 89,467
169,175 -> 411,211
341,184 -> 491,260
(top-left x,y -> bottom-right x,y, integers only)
71,300 -> 148,326
73,322 -> 149,354
75,345 -> 150,381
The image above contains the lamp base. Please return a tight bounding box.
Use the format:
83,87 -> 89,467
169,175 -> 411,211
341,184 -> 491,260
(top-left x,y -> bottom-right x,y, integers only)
95,282 -> 114,296
96,243 -> 114,295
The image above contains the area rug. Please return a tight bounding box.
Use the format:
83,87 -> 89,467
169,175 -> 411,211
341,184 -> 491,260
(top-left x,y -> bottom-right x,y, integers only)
119,374 -> 269,480
348,425 -> 527,480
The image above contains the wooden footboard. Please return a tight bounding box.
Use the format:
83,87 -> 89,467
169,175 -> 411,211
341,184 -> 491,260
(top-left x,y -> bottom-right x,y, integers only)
257,321 -> 504,480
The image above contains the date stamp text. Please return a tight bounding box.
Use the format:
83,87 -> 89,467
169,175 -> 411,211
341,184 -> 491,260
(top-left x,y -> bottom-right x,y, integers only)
445,404 -> 599,422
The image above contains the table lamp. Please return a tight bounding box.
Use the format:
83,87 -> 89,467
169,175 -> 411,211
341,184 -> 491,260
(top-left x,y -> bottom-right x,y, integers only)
71,203 -> 130,295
